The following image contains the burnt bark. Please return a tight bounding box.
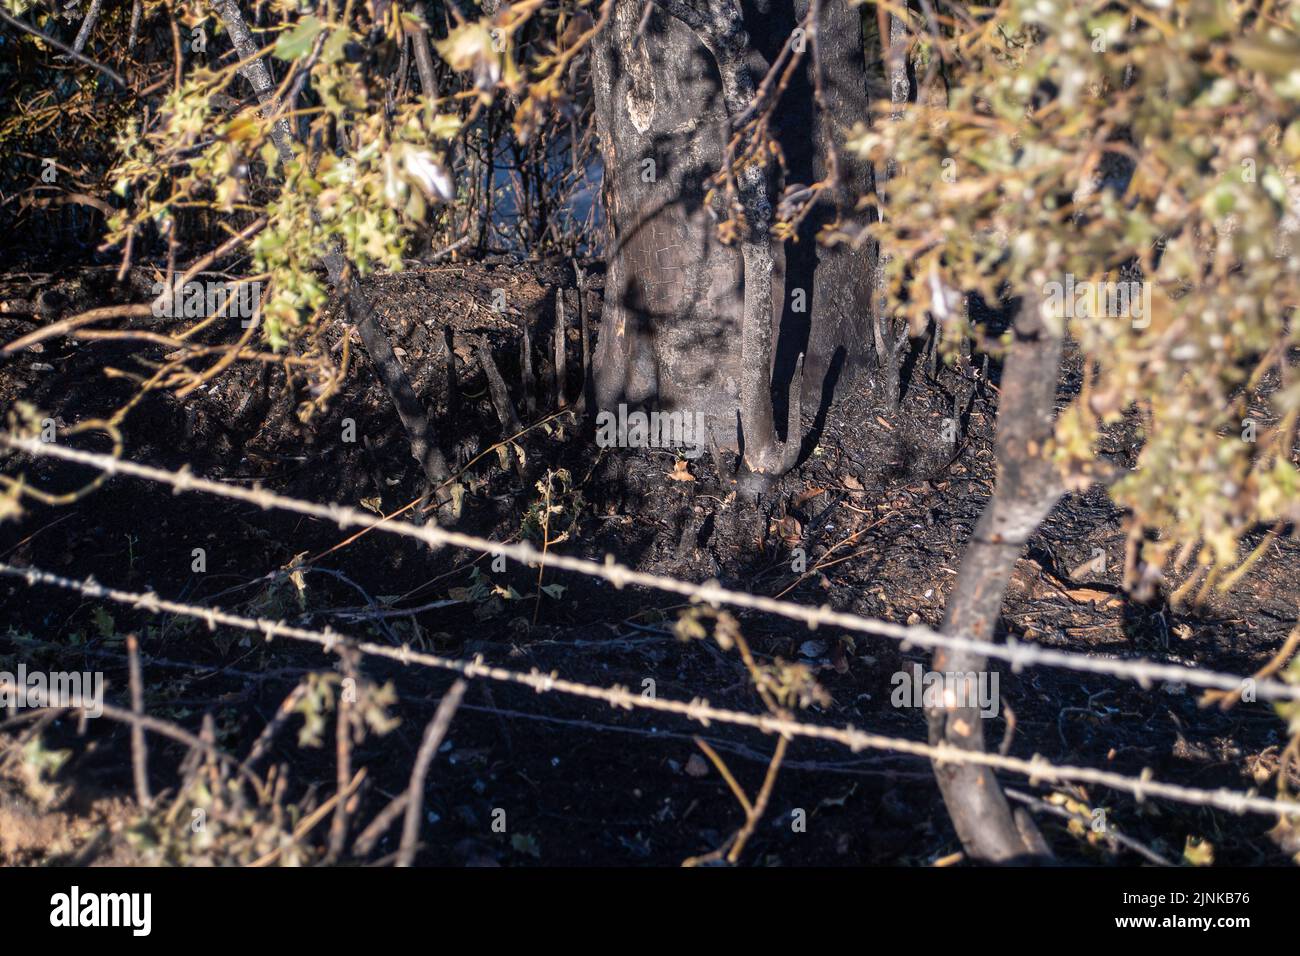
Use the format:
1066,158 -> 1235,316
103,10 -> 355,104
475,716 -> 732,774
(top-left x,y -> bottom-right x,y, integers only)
409,12 -> 438,98
661,0 -> 800,476
925,294 -> 1062,864
778,0 -> 878,418
590,0 -> 744,445
589,0 -> 878,473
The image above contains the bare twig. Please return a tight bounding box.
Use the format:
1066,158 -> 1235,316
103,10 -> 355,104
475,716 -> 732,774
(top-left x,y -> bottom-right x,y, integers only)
88,701 -> 262,790
328,653 -> 358,861
1202,619 -> 1300,712
3,304 -> 153,355
126,634 -> 152,809
353,791 -> 409,857
241,682 -> 308,772
1004,788 -> 1175,867
71,0 -> 103,53
0,7 -> 125,86
683,733 -> 791,865
727,734 -> 787,863
249,769 -> 366,867
128,0 -> 143,52
554,288 -> 567,409
397,680 -> 467,866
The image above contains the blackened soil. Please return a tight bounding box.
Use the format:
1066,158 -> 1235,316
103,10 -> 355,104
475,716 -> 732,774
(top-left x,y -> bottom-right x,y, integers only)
1,263 -> 1297,866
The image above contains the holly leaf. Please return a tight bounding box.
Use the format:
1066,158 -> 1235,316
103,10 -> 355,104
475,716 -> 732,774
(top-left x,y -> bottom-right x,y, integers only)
274,16 -> 324,61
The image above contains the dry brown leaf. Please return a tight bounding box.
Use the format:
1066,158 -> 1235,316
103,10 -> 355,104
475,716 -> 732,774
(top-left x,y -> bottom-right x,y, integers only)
772,514 -> 802,547
793,486 -> 826,507
832,640 -> 850,674
668,459 -> 695,482
1068,558 -> 1096,580
1066,587 -> 1122,608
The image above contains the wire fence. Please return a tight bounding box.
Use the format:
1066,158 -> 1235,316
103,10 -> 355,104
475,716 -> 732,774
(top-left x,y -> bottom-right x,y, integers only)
4,559 -> 1299,818
6,435 -> 1300,703
2,435 -> 1300,820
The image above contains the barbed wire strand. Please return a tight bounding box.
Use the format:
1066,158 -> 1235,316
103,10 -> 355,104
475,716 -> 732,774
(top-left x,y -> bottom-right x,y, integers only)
6,436 -> 1299,704
3,559 -> 1299,819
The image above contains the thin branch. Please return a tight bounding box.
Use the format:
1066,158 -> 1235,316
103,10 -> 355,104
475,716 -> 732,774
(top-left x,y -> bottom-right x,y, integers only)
71,0 -> 103,53
397,680 -> 467,866
126,634 -> 152,809
0,7 -> 125,86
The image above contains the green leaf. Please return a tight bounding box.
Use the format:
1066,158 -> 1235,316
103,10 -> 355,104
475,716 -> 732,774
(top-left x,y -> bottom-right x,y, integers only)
321,27 -> 350,65
274,16 -> 324,62
92,607 -> 115,639
1183,836 -> 1215,867
1231,36 -> 1300,76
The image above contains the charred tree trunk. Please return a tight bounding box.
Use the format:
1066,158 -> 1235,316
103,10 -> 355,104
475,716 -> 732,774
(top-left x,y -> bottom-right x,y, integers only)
663,0 -> 801,478
590,0 -> 1055,860
589,0 -> 878,475
590,0 -> 746,447
778,0 -> 879,420
925,294 -> 1062,864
